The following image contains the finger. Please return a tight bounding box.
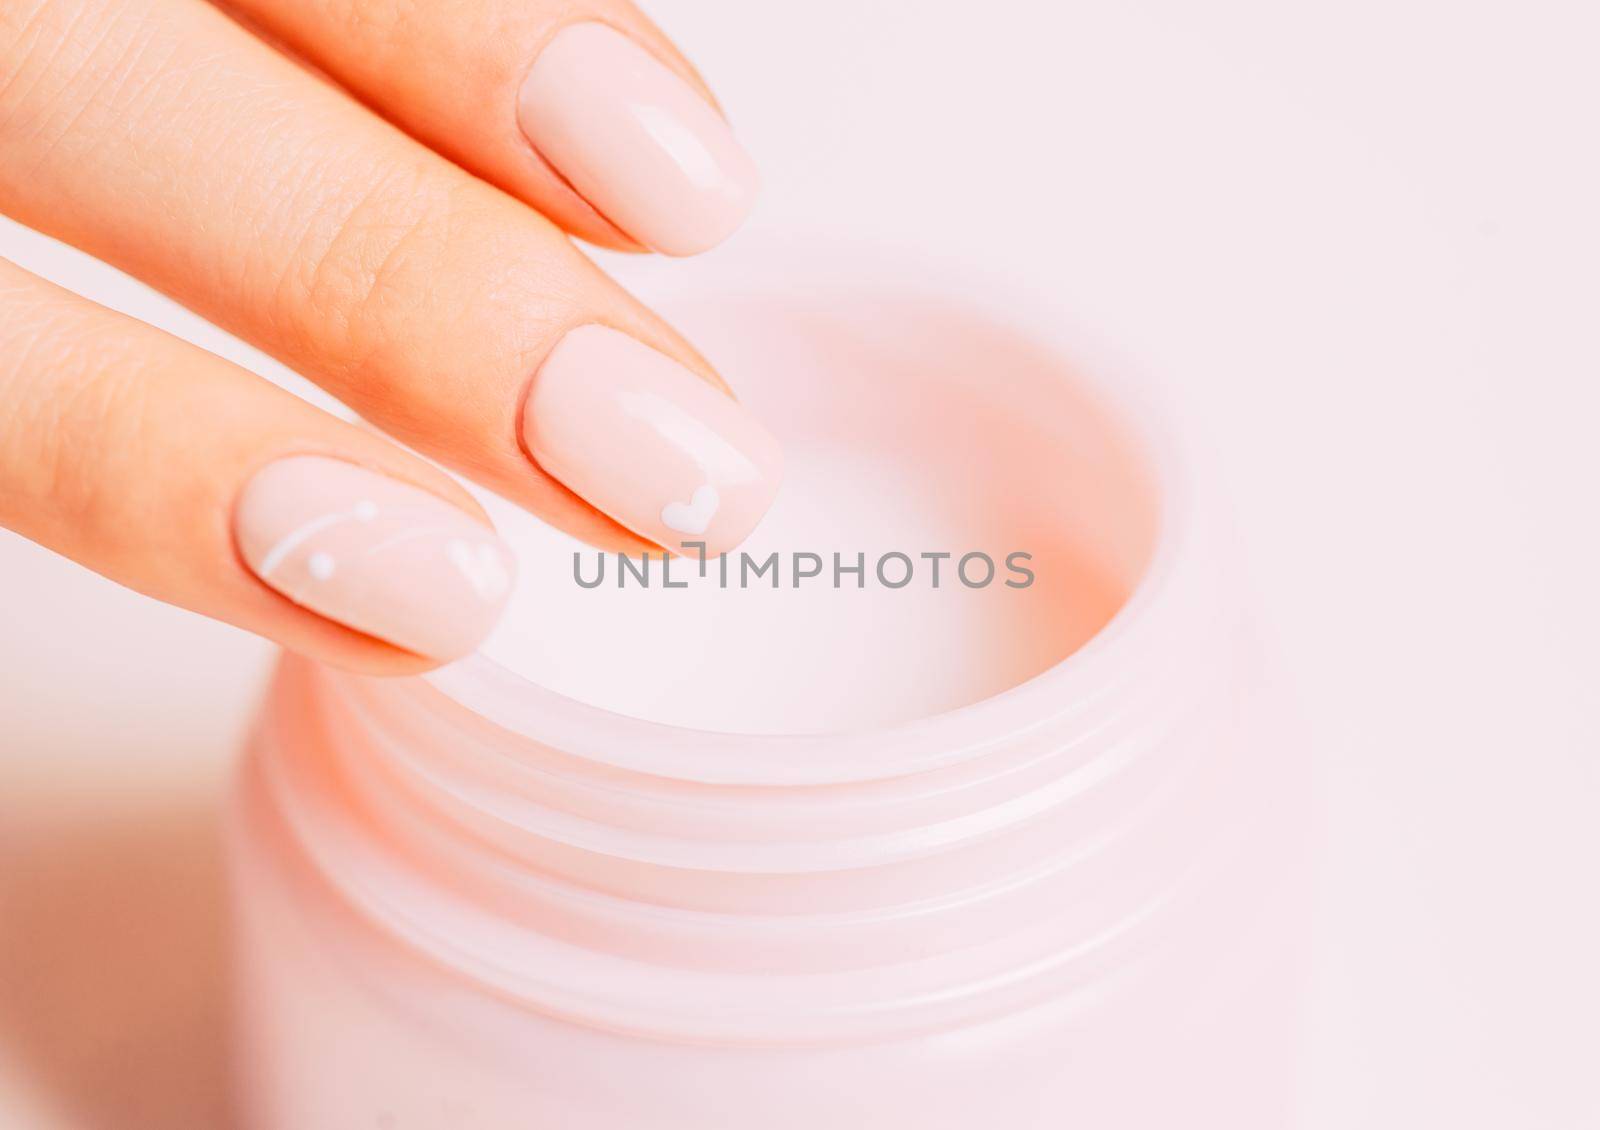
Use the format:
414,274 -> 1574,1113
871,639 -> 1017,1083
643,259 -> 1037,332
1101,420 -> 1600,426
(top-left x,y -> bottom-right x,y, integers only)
223,0 -> 759,256
0,0 -> 782,557
0,256 -> 515,671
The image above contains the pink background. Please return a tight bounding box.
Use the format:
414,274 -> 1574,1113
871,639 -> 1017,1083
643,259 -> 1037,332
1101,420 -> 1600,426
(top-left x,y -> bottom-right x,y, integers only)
2,1 -> 1597,1125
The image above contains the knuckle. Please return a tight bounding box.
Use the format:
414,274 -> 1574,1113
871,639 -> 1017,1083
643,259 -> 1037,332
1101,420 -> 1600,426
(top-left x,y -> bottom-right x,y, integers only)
0,288 -> 156,538
277,161 -> 571,415
44,361 -> 156,537
280,163 -> 467,378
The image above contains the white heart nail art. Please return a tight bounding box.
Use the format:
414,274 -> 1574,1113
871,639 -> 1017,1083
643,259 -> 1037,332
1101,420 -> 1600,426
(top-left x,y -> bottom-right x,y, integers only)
660,483 -> 720,535
447,539 -> 511,602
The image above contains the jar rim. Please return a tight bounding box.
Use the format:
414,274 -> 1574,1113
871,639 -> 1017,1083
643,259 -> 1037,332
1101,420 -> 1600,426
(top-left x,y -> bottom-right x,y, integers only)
418,242 -> 1209,787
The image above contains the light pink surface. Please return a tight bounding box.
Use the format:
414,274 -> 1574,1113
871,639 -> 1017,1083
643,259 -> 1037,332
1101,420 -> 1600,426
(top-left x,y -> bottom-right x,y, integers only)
3,2 -> 1599,1125
233,457 -> 514,661
523,324 -> 782,556
517,22 -> 759,256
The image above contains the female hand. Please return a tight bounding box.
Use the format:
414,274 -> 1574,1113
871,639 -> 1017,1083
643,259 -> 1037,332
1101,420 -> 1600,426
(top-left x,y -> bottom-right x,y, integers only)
0,0 -> 782,672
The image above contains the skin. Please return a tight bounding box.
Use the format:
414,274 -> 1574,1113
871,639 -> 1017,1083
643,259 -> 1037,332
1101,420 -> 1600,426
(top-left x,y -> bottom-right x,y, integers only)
0,0 -> 742,675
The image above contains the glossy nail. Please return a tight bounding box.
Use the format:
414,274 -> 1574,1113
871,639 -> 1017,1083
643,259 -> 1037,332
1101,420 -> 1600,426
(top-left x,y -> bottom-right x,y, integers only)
235,457 -> 515,660
522,325 -> 782,555
517,22 -> 759,256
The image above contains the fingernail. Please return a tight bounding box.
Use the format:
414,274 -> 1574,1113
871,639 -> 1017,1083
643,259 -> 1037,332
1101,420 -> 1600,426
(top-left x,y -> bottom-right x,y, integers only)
517,22 -> 759,256
234,457 -> 515,661
523,325 -> 782,555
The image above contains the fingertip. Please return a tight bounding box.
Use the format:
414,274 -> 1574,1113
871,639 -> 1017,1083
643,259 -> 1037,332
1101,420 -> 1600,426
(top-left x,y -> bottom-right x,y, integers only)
234,456 -> 517,664
521,325 -> 783,556
517,22 -> 760,258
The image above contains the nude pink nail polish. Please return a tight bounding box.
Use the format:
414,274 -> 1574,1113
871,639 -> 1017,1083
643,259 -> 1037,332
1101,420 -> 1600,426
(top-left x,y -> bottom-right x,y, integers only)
234,456 -> 515,660
517,22 -> 760,256
522,324 -> 783,555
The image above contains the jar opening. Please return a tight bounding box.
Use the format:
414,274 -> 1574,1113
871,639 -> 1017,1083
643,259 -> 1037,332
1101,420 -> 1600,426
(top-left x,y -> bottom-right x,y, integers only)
466,290 -> 1164,737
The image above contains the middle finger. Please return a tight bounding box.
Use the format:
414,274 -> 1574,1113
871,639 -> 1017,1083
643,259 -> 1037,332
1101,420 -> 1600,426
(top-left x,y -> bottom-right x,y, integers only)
0,0 -> 782,556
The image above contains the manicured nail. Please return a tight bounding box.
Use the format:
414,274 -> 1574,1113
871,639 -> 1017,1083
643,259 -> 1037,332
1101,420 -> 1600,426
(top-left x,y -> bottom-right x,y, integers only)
517,22 -> 759,256
523,325 -> 782,555
234,457 -> 515,661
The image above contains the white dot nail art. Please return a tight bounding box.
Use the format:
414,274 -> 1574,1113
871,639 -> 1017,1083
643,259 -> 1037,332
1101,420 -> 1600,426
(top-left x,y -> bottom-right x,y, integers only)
237,456 -> 513,661
258,500 -> 383,577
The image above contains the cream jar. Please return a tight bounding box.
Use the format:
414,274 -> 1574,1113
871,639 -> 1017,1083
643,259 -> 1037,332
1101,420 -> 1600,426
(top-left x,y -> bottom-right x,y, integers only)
228,248 -> 1307,1128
